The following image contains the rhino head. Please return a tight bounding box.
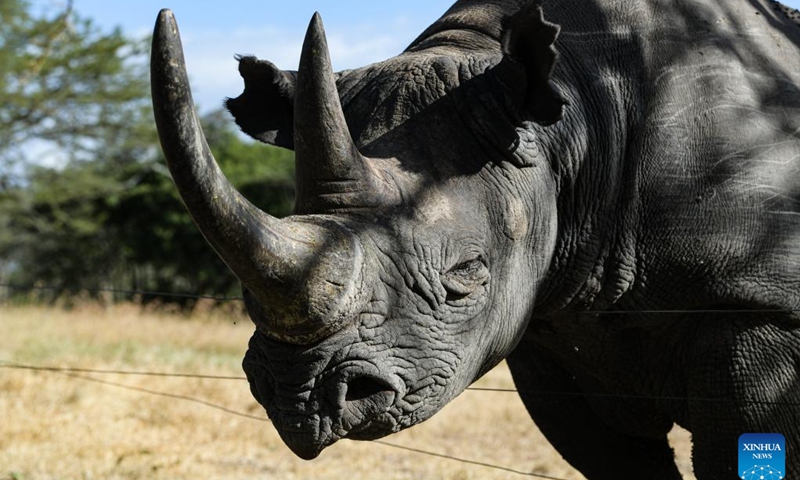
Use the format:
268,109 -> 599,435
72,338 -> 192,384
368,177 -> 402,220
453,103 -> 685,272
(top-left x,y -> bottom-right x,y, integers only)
151,1 -> 565,459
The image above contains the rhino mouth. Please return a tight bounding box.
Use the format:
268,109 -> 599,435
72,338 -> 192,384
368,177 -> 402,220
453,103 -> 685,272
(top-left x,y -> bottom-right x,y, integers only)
243,331 -> 402,459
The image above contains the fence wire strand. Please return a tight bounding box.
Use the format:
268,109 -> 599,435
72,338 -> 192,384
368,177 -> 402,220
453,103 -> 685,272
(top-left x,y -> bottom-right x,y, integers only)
374,440 -> 570,479
0,283 -> 244,302
5,361 -> 800,406
62,371 -> 269,422
0,362 -> 519,392
0,361 -> 246,380
3,283 -> 800,315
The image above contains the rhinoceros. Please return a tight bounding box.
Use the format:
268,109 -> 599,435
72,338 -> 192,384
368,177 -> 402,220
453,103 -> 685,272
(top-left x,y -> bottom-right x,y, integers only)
151,0 -> 800,478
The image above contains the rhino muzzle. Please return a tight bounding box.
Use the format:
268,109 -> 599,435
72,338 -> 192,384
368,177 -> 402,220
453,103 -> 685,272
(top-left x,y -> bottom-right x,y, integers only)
244,331 -> 403,459
151,10 -> 377,344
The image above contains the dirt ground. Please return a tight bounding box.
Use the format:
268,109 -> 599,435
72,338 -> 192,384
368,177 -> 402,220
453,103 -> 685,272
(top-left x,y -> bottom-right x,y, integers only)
0,304 -> 695,479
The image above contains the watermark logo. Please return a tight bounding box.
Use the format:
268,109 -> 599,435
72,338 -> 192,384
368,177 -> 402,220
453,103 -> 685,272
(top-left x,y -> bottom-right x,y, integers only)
739,433 -> 786,480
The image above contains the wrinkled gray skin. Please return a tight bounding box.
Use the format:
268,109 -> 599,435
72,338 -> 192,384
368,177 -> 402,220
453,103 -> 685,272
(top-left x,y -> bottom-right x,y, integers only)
151,0 -> 800,478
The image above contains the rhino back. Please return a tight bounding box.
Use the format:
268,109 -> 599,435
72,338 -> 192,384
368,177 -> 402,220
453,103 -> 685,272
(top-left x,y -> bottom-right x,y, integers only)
542,0 -> 800,313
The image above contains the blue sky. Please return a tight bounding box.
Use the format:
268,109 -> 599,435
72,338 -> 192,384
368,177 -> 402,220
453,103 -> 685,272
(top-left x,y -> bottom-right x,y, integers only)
55,1 -> 455,111
33,0 -> 800,112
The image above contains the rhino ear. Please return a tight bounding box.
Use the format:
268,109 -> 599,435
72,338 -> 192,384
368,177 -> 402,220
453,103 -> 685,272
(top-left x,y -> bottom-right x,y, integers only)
501,3 -> 566,126
225,56 -> 296,149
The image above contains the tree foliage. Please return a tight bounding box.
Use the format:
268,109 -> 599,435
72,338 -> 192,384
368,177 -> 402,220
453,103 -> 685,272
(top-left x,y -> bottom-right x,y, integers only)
0,0 -> 150,183
2,109 -> 295,304
0,1 -> 296,305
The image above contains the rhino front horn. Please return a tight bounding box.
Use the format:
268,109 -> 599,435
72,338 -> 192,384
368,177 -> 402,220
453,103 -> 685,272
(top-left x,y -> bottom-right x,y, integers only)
151,9 -> 367,344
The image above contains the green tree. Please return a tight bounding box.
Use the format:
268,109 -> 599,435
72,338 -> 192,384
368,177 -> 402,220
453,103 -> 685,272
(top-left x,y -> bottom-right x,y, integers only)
0,0 -> 296,305
104,110 -> 295,304
0,0 -> 149,184
1,109 -> 295,304
0,0 -> 151,298
0,162 -> 125,296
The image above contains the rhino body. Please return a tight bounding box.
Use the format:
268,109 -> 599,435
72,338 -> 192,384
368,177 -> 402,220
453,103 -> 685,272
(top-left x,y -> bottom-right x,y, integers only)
151,1 -> 800,478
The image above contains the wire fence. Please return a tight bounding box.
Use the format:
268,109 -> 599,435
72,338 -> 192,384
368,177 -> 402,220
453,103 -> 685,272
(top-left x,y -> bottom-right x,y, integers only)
2,283 -> 800,478
10,354 -> 797,478
0,359 -> 570,479
0,279 -> 560,478
4,282 -> 800,315
4,360 -> 800,407
0,283 -> 244,302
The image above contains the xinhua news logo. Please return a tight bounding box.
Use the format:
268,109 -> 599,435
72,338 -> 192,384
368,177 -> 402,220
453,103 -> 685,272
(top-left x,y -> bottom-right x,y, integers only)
739,433 -> 786,480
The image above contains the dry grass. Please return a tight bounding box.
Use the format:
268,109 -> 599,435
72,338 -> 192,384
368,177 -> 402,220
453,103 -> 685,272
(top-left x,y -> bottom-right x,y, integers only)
0,304 -> 694,479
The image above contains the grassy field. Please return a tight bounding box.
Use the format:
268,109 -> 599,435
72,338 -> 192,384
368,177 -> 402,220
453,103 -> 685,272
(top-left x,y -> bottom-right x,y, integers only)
0,304 -> 695,479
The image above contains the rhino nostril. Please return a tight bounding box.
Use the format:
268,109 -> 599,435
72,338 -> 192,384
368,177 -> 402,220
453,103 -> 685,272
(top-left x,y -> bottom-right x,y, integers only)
340,375 -> 397,438
345,376 -> 393,402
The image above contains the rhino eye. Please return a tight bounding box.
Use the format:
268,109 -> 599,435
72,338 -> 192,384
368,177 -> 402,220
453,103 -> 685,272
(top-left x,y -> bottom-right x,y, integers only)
449,257 -> 484,277
441,256 -> 489,302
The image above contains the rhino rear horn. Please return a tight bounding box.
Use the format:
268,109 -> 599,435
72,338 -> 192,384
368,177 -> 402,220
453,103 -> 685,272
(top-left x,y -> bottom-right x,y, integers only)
293,13 -> 386,212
